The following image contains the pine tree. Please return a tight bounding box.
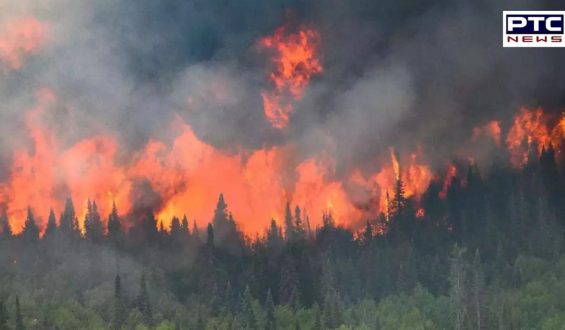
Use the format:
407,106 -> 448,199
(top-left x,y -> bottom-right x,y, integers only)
15,296 -> 23,330
472,249 -> 483,330
279,256 -> 300,305
170,216 -> 182,246
322,290 -> 341,329
84,200 -> 104,243
107,201 -> 123,246
224,281 -> 236,314
312,304 -> 322,330
213,193 -> 229,227
142,208 -> 158,244
391,175 -> 407,218
192,220 -> 201,245
284,202 -> 294,241
137,274 -> 152,325
0,298 -> 7,330
113,274 -> 126,330
449,244 -> 467,330
266,219 -> 283,250
240,285 -> 256,329
181,215 -> 190,239
60,198 -> 79,239
294,206 -> 305,240
206,223 -> 214,246
0,211 -> 11,239
21,207 -> 39,243
265,289 -> 276,330
43,208 -> 58,240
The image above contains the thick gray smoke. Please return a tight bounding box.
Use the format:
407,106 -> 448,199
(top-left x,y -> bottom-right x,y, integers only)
1,0 -> 564,181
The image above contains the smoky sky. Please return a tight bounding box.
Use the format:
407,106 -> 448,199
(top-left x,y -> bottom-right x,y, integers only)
1,0 -> 565,178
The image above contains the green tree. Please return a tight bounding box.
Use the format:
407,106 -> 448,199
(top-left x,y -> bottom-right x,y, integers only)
471,249 -> 483,330
21,207 -> 39,243
43,208 -> 58,240
60,198 -> 80,238
449,245 -> 467,330
0,299 -> 7,330
0,211 -> 12,239
294,206 -> 305,240
265,289 -> 276,330
206,224 -> 214,247
84,200 -> 104,243
284,202 -> 294,241
240,285 -> 257,329
107,201 -> 123,246
15,296 -> 23,330
137,274 -> 152,325
113,274 -> 127,329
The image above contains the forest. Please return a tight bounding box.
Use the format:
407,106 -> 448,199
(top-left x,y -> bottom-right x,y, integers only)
0,143 -> 564,330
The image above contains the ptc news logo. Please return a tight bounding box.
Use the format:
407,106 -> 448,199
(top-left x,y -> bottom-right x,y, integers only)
503,11 -> 565,47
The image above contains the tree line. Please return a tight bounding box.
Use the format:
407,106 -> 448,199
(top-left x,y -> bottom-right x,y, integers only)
0,144 -> 564,329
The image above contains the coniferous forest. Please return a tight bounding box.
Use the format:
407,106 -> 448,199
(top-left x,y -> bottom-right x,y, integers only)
0,144 -> 563,330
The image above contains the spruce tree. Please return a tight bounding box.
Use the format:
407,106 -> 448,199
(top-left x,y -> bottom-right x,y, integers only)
43,208 -> 58,240
472,249 -> 483,330
0,211 -> 11,239
142,209 -> 158,244
15,296 -> 23,330
170,216 -> 182,246
240,285 -> 256,329
294,206 -> 305,240
192,220 -> 201,245
60,198 -> 79,239
84,201 -> 104,243
136,274 -> 152,325
206,224 -> 214,247
107,201 -> 123,246
113,274 -> 126,330
21,207 -> 39,243
449,244 -> 467,330
212,193 -> 229,227
265,289 -> 276,330
279,256 -> 300,305
0,298 -> 7,330
284,202 -> 294,241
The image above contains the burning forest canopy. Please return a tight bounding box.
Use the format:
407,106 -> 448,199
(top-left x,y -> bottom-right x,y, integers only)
0,0 -> 564,237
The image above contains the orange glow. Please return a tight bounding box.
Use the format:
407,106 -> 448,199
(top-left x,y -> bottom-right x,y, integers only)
506,108 -> 550,167
0,17 -> 46,70
0,89 -> 127,233
416,208 -> 425,218
439,163 -> 457,199
353,147 -> 432,216
473,120 -> 501,146
259,24 -> 322,128
0,89 -> 364,235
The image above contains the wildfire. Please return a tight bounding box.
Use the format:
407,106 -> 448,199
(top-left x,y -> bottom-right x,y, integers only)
0,17 -> 46,70
353,147 -> 432,217
439,163 -> 457,199
258,24 -> 322,129
0,88 -> 363,235
506,108 -> 550,167
473,120 -> 501,146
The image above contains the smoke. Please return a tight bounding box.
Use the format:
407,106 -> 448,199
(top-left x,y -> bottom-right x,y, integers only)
0,0 -> 564,230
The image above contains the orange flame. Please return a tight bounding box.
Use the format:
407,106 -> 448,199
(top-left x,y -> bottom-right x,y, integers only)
259,24 -> 322,128
506,108 -> 550,167
0,89 -> 365,235
353,147 -> 432,216
439,163 -> 457,199
473,120 -> 501,146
